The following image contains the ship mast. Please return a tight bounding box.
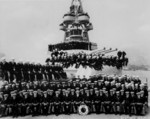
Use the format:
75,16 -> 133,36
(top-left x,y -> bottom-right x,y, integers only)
49,0 -> 97,51
60,0 -> 93,42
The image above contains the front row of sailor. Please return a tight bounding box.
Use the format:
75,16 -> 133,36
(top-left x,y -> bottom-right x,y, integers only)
0,88 -> 148,117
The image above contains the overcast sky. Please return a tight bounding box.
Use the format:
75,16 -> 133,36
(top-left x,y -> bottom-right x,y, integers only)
0,0 -> 150,65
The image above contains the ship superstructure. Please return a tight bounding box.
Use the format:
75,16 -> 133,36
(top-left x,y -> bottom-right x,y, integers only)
48,0 -> 97,51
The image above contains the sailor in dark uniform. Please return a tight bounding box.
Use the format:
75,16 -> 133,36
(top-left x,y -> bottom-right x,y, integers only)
60,89 -> 65,114
67,81 -> 71,89
110,81 -> 115,90
13,67 -> 22,82
10,92 -> 18,117
21,82 -> 27,91
0,93 -> 6,117
120,90 -> 125,114
61,82 -> 66,90
135,91 -> 147,115
134,83 -> 140,94
10,83 -> 16,92
114,91 -> 121,114
27,89 -> 33,115
75,54 -> 81,69
32,81 -> 38,91
85,81 -> 90,89
36,69 -> 43,81
143,83 -> 148,102
3,68 -> 9,82
41,91 -> 49,115
64,90 -> 71,115
17,91 -> 23,116
84,90 -> 91,112
0,92 -> 4,117
43,69 -> 50,82
22,69 -> 28,82
3,85 -> 9,95
116,83 -> 121,91
89,88 -> 95,113
109,89 -> 116,114
122,51 -> 126,59
29,69 -> 36,82
7,60 -> 16,83
117,51 -> 122,59
22,92 -> 28,116
124,91 -> 130,115
80,89 -> 85,103
56,82 -> 61,90
80,81 -> 86,89
74,90 -> 81,112
130,91 -> 136,115
124,57 -> 129,66
80,53 -> 86,68
70,89 -> 76,113
53,91 -> 61,116
39,90 -> 44,115
135,92 -> 142,115
47,90 -> 54,114
72,81 -> 76,89
32,91 -> 39,116
99,90 -> 104,113
103,91 -> 111,114
140,91 -> 148,115
107,81 -> 112,91
89,85 -> 95,94
41,81 -> 48,91
4,94 -> 11,116
45,69 -> 50,82
94,90 -> 101,114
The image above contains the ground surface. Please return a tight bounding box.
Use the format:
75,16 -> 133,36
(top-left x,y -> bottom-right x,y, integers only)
1,113 -> 150,119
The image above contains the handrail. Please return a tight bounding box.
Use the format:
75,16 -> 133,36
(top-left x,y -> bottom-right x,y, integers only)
100,49 -> 118,55
90,48 -> 106,54
94,49 -> 112,55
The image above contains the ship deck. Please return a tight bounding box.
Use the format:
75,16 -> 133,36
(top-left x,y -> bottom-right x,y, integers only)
1,112 -> 150,119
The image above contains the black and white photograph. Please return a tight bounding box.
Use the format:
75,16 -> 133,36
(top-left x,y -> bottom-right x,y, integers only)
0,0 -> 150,119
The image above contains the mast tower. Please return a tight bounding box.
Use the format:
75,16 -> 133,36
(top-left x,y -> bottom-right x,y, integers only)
49,0 -> 97,51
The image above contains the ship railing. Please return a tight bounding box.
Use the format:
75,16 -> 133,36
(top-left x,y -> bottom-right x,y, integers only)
90,48 -> 118,55
90,47 -> 106,54
100,48 -> 118,55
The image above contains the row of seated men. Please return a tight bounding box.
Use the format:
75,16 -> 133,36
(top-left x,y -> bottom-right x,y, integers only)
0,74 -> 148,95
48,41 -> 94,51
46,49 -> 128,70
0,83 -> 148,118
51,49 -> 127,60
0,60 -> 67,82
88,74 -> 142,84
0,74 -> 148,113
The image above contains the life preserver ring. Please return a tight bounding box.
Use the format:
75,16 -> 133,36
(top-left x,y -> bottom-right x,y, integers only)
78,105 -> 89,115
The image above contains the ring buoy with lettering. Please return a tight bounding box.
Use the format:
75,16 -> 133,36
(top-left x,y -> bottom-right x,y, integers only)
78,105 -> 89,115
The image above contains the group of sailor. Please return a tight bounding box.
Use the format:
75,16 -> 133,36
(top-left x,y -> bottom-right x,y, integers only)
0,59 -> 67,83
49,41 -> 93,51
0,74 -> 148,117
46,49 -> 128,70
